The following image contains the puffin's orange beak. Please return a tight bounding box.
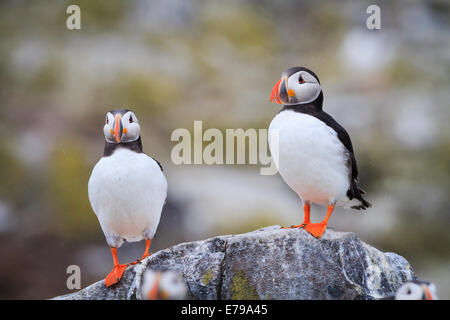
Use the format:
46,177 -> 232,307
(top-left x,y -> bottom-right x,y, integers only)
111,114 -> 123,143
160,290 -> 169,299
270,76 -> 289,104
147,276 -> 160,300
270,78 -> 282,104
423,285 -> 433,300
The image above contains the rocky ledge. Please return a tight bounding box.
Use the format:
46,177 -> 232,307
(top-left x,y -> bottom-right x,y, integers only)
52,226 -> 415,300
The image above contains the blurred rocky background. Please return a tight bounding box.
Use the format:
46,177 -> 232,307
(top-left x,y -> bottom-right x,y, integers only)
0,0 -> 449,299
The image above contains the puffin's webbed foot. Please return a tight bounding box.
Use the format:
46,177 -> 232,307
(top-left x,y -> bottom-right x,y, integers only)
105,264 -> 128,287
301,222 -> 327,238
299,204 -> 334,238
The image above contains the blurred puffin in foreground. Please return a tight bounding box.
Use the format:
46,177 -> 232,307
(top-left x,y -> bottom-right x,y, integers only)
383,280 -> 438,300
141,270 -> 188,300
268,67 -> 370,238
88,109 -> 167,286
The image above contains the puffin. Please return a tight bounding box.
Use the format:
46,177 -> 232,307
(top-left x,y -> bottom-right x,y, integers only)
268,66 -> 371,238
382,280 -> 438,300
141,270 -> 188,300
88,109 -> 168,287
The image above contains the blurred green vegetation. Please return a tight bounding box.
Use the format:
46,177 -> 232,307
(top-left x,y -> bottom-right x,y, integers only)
0,142 -> 26,206
66,0 -> 130,30
200,3 -> 274,57
108,73 -> 178,115
47,141 -> 98,239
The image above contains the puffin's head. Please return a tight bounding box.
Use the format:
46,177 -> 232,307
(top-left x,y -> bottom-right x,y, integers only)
104,109 -> 140,143
395,280 -> 438,300
141,270 -> 188,300
270,66 -> 322,105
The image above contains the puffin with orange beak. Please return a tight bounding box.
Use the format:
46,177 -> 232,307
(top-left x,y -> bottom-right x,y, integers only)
383,280 -> 438,300
88,109 -> 167,286
141,270 -> 188,300
268,67 -> 370,238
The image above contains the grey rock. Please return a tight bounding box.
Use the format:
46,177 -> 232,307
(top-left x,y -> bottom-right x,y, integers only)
52,226 -> 415,300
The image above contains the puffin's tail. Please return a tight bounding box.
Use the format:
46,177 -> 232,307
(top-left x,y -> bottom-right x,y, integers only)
343,180 -> 371,210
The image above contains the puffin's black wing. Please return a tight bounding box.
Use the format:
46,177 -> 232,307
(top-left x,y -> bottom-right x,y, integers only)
152,157 -> 163,172
314,111 -> 358,179
313,111 -> 371,210
151,157 -> 167,205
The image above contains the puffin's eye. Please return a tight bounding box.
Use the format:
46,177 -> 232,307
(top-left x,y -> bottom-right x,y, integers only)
299,75 -> 305,84
129,116 -> 134,123
106,117 -> 109,124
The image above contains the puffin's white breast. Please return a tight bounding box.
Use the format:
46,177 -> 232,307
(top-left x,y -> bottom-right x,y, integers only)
88,148 -> 167,242
269,110 -> 350,205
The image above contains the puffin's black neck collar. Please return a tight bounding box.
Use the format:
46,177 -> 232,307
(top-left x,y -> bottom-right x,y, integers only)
281,91 -> 323,114
103,136 -> 143,157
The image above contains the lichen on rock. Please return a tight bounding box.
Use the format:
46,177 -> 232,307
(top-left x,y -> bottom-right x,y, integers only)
230,270 -> 259,300
202,269 -> 214,285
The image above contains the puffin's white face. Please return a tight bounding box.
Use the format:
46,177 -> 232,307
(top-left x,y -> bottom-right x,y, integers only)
103,110 -> 140,143
159,271 -> 188,300
141,270 -> 187,300
395,282 -> 438,300
270,68 -> 322,105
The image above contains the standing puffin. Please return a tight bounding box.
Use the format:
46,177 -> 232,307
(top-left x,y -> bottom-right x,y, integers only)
268,67 -> 370,238
88,109 -> 167,286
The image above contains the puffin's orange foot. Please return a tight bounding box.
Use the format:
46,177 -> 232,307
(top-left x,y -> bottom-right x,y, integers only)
301,222 -> 327,238
105,264 -> 128,287
281,224 -> 307,229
